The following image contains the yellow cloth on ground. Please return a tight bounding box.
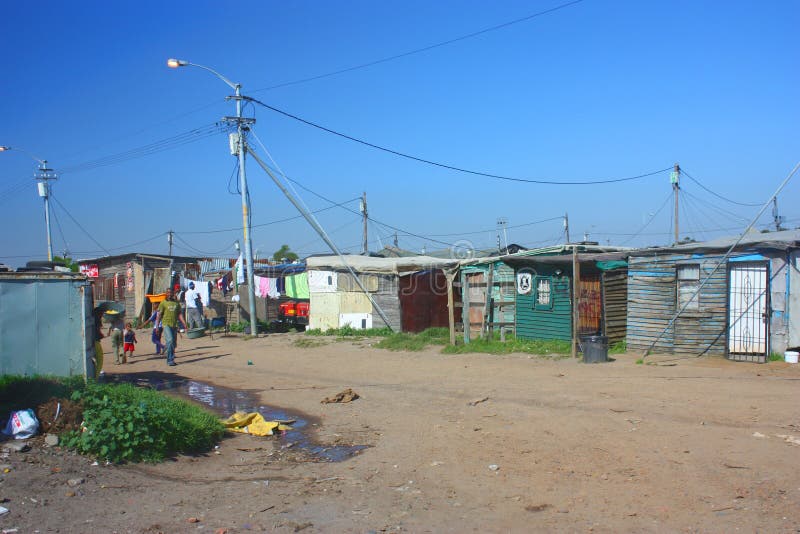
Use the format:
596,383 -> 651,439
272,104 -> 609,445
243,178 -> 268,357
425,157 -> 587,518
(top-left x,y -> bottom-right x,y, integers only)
223,412 -> 292,436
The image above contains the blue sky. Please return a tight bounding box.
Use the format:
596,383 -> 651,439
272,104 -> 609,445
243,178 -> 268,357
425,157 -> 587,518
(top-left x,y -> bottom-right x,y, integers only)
1,0 -> 798,266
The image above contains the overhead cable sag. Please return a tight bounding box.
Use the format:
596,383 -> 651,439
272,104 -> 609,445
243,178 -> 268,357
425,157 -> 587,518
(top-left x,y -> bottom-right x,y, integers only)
249,0 -> 585,93
680,168 -> 762,207
246,96 -> 671,185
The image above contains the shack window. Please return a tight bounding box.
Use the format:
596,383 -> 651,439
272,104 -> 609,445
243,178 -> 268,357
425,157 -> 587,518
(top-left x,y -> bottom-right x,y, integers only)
534,276 -> 553,310
677,265 -> 700,310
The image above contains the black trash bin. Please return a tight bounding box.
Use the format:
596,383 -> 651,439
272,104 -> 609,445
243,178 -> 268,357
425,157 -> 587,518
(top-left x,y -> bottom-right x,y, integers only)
580,335 -> 609,363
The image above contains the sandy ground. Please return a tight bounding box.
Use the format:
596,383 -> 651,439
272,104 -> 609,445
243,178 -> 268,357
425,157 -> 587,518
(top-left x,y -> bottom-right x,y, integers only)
1,331 -> 799,533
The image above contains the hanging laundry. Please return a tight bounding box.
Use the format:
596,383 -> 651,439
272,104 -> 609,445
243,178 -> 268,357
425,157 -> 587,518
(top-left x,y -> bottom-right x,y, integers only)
285,272 -> 309,299
253,275 -> 269,298
184,278 -> 211,306
266,277 -> 279,299
233,252 -> 245,287
308,270 -> 337,293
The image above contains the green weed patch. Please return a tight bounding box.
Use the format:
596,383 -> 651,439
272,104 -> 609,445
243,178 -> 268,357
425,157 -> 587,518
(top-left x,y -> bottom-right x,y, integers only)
61,382 -> 224,463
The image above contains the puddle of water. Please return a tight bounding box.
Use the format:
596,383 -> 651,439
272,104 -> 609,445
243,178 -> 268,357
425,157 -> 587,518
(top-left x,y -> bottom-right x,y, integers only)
115,375 -> 367,462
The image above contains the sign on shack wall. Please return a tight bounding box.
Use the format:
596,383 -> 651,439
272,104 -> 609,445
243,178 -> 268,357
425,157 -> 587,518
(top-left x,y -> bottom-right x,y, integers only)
80,264 -> 99,278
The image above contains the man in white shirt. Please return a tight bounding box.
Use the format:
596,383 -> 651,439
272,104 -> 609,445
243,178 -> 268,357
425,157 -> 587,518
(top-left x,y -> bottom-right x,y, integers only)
185,281 -> 204,329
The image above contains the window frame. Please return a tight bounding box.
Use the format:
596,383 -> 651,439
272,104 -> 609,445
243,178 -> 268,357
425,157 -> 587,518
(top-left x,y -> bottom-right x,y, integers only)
533,275 -> 554,311
676,264 -> 701,311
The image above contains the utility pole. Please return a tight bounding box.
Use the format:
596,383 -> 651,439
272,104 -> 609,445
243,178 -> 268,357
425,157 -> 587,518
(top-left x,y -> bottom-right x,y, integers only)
564,213 -> 570,244
230,87 -> 259,337
167,230 -> 174,256
497,217 -> 508,253
0,147 -> 56,260
671,163 -> 681,244
168,58 -> 259,337
35,160 -> 57,262
393,233 -> 398,248
772,198 -> 785,231
361,192 -> 368,255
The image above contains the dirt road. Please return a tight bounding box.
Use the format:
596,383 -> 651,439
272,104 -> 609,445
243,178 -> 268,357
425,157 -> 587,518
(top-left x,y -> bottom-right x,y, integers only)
2,332 -> 799,533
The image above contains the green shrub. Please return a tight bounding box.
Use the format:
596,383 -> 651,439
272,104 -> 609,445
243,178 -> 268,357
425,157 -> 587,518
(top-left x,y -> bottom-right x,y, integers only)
228,321 -> 247,333
442,337 -> 571,356
609,339 -> 627,354
305,326 -> 392,337
768,352 -> 784,362
374,327 -> 451,351
61,383 -> 223,463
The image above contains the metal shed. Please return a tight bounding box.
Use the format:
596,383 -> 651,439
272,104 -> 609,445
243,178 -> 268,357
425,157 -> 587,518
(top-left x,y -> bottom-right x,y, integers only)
0,271 -> 95,377
305,255 -> 460,332
627,230 -> 800,362
501,246 -> 629,346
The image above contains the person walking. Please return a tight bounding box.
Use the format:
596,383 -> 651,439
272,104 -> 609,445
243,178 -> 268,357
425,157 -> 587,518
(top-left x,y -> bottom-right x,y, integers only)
185,281 -> 204,329
156,289 -> 186,367
140,308 -> 164,355
106,311 -> 125,364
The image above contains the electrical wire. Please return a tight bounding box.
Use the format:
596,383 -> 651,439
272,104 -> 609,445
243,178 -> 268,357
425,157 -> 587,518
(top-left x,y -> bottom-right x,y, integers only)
59,123 -> 228,175
620,191 -> 674,246
680,168 -> 762,207
227,159 -> 240,195
173,234 -> 239,257
49,196 -> 70,256
425,216 -> 564,237
246,96 -> 671,186
49,193 -> 111,255
249,0 -> 585,94
0,178 -> 33,206
176,197 -> 360,235
680,187 -> 750,224
56,99 -> 227,162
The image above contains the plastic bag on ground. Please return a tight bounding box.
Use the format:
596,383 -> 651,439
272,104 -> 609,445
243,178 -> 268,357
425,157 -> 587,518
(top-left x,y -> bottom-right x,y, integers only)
3,409 -> 40,440
222,412 -> 291,436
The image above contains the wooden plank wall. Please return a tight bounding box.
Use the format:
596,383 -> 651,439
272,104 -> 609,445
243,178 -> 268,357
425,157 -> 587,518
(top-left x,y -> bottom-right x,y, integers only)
515,264 -> 572,342
627,253 -> 728,355
602,269 -> 627,344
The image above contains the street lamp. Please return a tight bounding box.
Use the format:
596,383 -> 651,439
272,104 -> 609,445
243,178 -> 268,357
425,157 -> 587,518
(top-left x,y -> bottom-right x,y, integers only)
167,58 -> 259,336
0,146 -> 57,261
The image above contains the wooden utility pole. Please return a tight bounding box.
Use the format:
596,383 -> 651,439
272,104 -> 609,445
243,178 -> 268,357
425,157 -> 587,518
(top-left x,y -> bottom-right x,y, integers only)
672,163 -> 680,244
168,230 -> 174,256
564,213 -> 570,243
446,272 -> 456,345
571,244 -> 580,359
361,192 -> 368,255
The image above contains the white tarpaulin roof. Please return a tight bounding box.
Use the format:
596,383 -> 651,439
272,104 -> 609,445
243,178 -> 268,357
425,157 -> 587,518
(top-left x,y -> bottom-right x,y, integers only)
306,255 -> 460,274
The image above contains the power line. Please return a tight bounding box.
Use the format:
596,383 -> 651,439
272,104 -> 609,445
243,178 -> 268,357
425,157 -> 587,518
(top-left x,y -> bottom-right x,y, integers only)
247,96 -> 671,185
249,1 -> 585,94
175,197 -> 360,235
59,123 -> 227,175
620,190 -> 674,246
680,168 -> 762,207
49,193 -> 111,255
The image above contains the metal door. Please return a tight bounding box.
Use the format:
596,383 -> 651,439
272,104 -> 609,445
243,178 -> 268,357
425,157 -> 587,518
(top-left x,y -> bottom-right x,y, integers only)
727,263 -> 768,362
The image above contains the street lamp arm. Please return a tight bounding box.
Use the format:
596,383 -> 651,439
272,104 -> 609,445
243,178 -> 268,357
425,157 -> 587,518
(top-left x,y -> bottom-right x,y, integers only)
168,57 -> 239,91
0,146 -> 46,165
186,62 -> 239,91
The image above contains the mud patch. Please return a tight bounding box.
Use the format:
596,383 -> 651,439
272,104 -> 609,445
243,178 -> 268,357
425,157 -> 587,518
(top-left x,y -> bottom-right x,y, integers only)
112,374 -> 367,462
35,397 -> 83,433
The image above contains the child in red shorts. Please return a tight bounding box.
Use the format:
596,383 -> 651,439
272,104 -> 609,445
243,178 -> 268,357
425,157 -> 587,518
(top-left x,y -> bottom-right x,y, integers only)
122,322 -> 137,364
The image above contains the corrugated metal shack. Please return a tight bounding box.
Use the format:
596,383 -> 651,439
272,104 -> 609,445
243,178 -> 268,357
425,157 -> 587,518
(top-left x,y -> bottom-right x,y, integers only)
501,245 -> 629,345
0,271 -> 95,377
627,230 -> 800,362
305,255 -> 460,332
78,253 -> 201,322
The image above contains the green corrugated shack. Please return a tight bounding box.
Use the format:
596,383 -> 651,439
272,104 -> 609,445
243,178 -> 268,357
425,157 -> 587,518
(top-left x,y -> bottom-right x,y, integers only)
502,246 -> 629,345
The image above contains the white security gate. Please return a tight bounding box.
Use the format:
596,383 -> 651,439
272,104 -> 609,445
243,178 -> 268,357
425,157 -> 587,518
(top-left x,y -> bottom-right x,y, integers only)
727,263 -> 768,362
